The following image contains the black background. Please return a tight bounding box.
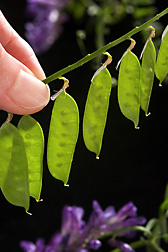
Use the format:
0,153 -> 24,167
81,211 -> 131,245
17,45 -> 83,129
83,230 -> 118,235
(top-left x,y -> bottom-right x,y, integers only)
0,1 -> 168,251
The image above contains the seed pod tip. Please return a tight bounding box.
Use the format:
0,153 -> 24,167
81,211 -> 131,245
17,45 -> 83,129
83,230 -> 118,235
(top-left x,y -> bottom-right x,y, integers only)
36,199 -> 43,202
146,112 -> 151,117
26,211 -> 32,216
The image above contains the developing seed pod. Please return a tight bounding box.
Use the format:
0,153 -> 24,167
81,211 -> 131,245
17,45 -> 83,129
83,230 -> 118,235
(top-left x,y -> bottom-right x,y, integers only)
140,30 -> 156,116
47,91 -> 79,185
116,39 -> 136,70
18,115 -> 44,201
155,25 -> 168,85
0,123 -> 15,187
83,55 -> 112,158
0,123 -> 29,211
118,50 -> 141,128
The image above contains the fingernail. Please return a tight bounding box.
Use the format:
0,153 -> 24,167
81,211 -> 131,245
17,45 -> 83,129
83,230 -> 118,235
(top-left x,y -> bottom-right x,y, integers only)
8,70 -> 50,109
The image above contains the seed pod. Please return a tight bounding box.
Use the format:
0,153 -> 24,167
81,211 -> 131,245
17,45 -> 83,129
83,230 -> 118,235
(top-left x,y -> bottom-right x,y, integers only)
140,39 -> 156,115
155,25 -> 168,85
18,115 -> 44,201
0,123 -> 15,187
118,51 -> 141,128
0,123 -> 29,211
83,63 -> 112,158
47,91 -> 79,185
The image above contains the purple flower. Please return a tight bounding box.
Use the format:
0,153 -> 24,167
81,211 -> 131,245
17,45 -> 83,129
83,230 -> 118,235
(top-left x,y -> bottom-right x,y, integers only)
45,232 -> 63,252
20,201 -> 146,252
109,240 -> 134,252
88,240 -> 102,250
61,205 -> 85,236
25,0 -> 71,54
20,238 -> 45,252
83,201 -> 146,240
60,205 -> 86,251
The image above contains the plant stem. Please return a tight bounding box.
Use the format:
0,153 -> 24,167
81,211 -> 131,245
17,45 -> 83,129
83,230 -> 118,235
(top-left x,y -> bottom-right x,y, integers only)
43,7 -> 168,84
112,226 -> 153,238
110,239 -> 166,252
150,241 -> 166,252
97,225 -> 153,241
110,240 -> 150,252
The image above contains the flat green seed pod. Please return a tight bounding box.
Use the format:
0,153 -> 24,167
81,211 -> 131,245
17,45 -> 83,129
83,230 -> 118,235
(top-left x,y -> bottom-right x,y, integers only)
0,123 -> 16,187
1,124 -> 29,211
155,26 -> 168,84
47,92 -> 79,185
83,67 -> 112,158
140,39 -> 156,115
118,51 -> 140,127
18,115 -> 44,201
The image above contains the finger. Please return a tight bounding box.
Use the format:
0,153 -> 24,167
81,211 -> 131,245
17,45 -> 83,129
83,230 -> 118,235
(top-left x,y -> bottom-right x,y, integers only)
0,11 -> 45,80
0,44 -> 50,115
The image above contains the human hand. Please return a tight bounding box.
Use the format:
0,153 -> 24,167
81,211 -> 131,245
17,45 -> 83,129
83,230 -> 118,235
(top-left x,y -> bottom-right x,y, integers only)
0,11 -> 50,115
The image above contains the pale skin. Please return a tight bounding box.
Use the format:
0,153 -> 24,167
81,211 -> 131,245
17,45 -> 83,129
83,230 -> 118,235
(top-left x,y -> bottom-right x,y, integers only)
0,11 -> 50,115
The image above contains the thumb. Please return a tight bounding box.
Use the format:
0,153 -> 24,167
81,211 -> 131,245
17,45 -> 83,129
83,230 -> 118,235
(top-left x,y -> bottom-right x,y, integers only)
0,44 -> 50,115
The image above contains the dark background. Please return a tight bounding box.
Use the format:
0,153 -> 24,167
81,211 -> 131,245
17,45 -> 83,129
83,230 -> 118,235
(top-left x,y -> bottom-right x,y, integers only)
0,1 -> 168,251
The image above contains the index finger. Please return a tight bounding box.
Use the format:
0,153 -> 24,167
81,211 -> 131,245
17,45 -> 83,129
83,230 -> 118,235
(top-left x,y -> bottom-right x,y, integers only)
0,11 -> 45,80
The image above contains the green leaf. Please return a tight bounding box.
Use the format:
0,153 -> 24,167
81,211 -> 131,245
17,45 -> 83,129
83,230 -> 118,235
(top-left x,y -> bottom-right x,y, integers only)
155,25 -> 168,84
118,51 -> 141,127
160,183 -> 168,214
83,67 -> 112,158
164,183 -> 168,201
140,39 -> 156,115
1,124 -> 29,211
47,92 -> 79,185
17,115 -> 44,201
160,200 -> 168,214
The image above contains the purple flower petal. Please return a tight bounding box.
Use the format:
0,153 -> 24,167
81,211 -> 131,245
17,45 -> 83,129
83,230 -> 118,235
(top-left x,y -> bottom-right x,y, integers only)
61,206 -> 85,236
117,202 -> 137,219
46,232 -> 63,252
76,249 -> 89,252
89,240 -> 102,250
20,238 -> 45,252
109,240 -> 134,252
20,241 -> 37,252
123,216 -> 147,227
104,206 -> 116,219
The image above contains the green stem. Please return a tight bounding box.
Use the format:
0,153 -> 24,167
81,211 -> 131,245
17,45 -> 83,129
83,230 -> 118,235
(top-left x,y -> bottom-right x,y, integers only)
112,225 -> 153,238
130,240 -> 150,249
110,240 -> 150,252
43,7 -> 168,84
97,225 -> 153,241
150,241 -> 166,252
110,239 -> 166,252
